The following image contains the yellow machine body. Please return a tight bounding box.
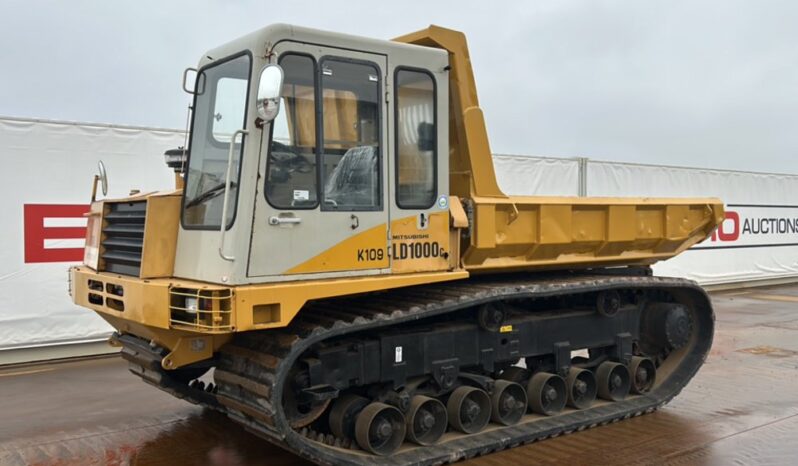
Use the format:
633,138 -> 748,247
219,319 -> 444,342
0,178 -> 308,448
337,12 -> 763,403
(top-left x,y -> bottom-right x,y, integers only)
69,25 -> 723,370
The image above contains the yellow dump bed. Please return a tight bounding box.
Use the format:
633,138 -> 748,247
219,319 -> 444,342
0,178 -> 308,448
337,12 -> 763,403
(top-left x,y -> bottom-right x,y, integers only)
459,196 -> 723,272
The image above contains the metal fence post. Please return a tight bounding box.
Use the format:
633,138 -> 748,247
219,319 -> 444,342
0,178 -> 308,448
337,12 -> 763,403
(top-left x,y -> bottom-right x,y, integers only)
577,157 -> 588,196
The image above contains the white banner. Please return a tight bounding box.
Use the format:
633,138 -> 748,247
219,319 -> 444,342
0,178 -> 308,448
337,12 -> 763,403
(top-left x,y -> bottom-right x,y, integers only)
493,154 -> 579,196
1,117 -> 796,351
0,117 -> 183,350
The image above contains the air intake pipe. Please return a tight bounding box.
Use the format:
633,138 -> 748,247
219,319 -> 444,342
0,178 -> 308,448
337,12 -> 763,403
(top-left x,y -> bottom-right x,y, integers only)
163,147 -> 188,189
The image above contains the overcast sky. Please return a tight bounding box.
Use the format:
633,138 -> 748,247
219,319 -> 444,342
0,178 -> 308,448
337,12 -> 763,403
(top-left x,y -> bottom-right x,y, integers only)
1,0 -> 796,173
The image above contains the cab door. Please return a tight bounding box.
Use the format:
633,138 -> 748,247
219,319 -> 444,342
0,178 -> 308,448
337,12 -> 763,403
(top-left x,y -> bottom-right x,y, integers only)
248,42 -> 390,278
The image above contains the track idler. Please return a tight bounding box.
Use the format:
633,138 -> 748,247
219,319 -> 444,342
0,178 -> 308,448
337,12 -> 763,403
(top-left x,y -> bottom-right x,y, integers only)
329,394 -> 370,439
285,367 -> 332,428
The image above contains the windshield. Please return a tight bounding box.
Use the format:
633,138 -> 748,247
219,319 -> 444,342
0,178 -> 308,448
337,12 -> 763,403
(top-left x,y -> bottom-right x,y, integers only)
182,52 -> 251,229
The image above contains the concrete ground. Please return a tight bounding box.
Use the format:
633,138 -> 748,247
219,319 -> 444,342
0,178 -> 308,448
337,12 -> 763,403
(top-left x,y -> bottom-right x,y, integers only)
2,285 -> 798,466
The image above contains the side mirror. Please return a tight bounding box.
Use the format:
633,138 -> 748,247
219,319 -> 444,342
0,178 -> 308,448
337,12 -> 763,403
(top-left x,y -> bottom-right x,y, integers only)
182,68 -> 197,94
182,67 -> 206,95
257,64 -> 284,123
92,160 -> 108,202
98,160 -> 108,196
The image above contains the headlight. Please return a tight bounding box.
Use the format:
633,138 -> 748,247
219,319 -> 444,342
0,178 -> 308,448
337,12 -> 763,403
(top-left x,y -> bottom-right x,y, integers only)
185,296 -> 198,313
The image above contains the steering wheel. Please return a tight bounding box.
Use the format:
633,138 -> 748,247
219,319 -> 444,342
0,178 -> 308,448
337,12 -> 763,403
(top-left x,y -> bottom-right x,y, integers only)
270,142 -> 313,174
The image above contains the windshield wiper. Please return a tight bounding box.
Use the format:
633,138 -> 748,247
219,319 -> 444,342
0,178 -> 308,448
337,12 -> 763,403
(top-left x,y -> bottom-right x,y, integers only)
185,181 -> 237,208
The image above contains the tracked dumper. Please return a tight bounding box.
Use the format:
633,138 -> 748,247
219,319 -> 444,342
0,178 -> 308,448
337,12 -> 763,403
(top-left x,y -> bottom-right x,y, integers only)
70,24 -> 723,465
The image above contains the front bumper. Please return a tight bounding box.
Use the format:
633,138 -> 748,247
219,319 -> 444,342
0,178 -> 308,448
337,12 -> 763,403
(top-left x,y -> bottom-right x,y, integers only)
70,265 -> 233,369
70,265 -> 234,332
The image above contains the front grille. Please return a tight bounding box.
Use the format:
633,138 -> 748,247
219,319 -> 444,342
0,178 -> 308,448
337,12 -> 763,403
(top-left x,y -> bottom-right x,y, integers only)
101,201 -> 146,276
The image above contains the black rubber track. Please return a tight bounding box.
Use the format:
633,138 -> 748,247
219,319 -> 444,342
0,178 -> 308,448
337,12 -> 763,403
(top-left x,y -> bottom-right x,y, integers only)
122,273 -> 714,466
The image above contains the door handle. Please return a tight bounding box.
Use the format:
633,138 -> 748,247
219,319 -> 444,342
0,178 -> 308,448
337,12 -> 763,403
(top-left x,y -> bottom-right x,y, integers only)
418,212 -> 429,229
269,216 -> 302,226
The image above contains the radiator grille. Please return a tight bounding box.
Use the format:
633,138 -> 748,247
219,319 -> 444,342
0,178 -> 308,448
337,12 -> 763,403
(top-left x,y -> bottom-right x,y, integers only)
101,201 -> 146,276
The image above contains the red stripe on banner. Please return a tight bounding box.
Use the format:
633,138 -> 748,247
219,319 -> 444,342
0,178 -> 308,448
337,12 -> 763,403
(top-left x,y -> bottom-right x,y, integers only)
24,204 -> 90,263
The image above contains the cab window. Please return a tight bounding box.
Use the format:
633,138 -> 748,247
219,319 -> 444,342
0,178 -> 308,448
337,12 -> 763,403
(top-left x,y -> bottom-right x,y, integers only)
395,68 -> 436,209
266,54 -> 318,209
319,59 -> 381,211
182,52 -> 251,229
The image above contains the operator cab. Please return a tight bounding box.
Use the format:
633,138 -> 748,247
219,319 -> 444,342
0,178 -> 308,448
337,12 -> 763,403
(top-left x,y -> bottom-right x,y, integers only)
174,24 -> 450,285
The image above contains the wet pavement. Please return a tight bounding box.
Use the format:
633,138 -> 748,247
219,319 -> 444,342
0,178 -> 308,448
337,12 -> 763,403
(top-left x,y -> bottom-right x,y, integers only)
2,285 -> 798,465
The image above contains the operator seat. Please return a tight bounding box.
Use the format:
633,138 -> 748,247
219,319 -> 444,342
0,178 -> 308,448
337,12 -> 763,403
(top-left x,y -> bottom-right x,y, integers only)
323,145 -> 378,208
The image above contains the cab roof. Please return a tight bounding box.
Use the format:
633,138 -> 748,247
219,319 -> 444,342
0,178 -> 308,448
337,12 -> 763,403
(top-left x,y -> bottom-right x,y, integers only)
199,23 -> 448,70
